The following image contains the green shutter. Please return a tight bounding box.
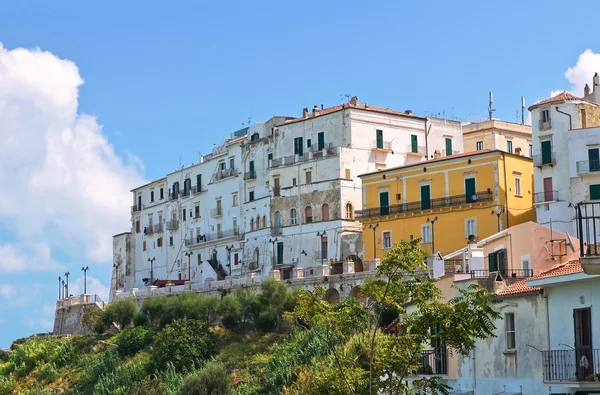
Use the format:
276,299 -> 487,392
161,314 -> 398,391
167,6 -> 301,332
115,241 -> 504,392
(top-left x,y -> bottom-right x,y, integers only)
465,178 -> 476,203
298,138 -> 303,156
445,138 -> 452,156
318,132 -> 325,151
591,184 -> 600,200
307,139 -> 311,147
589,148 -> 600,172
541,140 -> 552,164
267,153 -> 273,161
411,135 -> 418,153
421,185 -> 431,210
498,249 -> 507,276
488,252 -> 498,272
379,192 -> 389,215
249,161 -> 255,172
376,130 -> 383,149
277,242 -> 284,265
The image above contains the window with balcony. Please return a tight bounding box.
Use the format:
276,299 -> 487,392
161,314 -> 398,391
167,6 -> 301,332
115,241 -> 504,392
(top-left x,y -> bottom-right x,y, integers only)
421,224 -> 432,243
318,132 -> 325,151
488,248 -> 507,275
290,208 -> 297,225
411,134 -> 418,153
507,140 -> 513,154
465,177 -> 476,203
505,313 -> 516,350
589,148 -> 600,172
383,231 -> 392,249
229,157 -> 235,170
305,206 -> 313,223
346,203 -> 354,219
445,138 -> 453,156
267,153 -> 273,163
376,129 -> 384,149
322,203 -> 329,221
476,141 -> 483,150
294,137 -> 304,156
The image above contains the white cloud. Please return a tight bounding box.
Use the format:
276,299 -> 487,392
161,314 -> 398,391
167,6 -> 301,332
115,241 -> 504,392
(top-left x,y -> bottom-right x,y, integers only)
0,284 -> 16,299
552,49 -> 600,98
0,43 -> 146,270
69,276 -> 110,301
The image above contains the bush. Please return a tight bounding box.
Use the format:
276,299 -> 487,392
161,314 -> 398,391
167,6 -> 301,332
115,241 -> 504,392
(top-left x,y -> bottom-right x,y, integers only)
0,361 -> 14,376
103,299 -> 137,330
140,294 -> 221,329
178,361 -> 230,395
219,294 -> 242,329
37,362 -> 59,384
152,319 -> 217,372
0,375 -> 16,395
255,279 -> 299,331
81,348 -> 121,390
127,375 -> 165,395
115,327 -> 154,357
9,337 -> 66,376
92,356 -> 149,395
83,308 -> 106,334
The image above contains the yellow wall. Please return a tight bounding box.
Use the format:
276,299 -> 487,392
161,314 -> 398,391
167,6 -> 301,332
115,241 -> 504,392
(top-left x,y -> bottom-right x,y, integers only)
359,151 -> 535,260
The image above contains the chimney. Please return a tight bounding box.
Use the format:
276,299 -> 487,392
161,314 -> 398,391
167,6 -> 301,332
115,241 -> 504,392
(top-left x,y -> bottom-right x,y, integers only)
321,104 -> 324,110
515,147 -> 522,155
302,107 -> 308,118
594,72 -> 600,91
312,105 -> 320,116
404,110 -> 413,115
349,96 -> 358,106
585,83 -> 591,97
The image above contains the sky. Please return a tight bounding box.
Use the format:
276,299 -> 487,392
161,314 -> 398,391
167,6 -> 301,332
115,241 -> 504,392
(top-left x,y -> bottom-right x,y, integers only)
0,0 -> 600,347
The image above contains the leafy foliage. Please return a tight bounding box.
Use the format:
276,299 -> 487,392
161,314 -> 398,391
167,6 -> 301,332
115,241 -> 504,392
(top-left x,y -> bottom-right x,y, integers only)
102,299 -> 137,330
178,361 -> 230,395
115,327 -> 154,357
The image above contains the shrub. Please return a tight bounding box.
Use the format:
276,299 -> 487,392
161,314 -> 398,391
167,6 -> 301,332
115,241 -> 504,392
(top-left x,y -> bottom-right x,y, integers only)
178,361 -> 230,395
140,294 -> 221,329
81,348 -> 121,390
37,362 -> 59,384
92,357 -> 148,395
152,319 -> 217,372
219,294 -> 242,329
83,308 -> 106,334
103,299 -> 137,330
10,337 -> 65,376
127,375 -> 165,395
0,375 -> 16,395
255,279 -> 299,331
115,327 -> 154,357
0,361 -> 14,376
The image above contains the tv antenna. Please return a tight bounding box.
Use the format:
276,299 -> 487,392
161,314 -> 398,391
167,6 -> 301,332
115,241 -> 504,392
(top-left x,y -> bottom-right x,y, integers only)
341,93 -> 351,102
521,96 -> 525,125
488,91 -> 496,120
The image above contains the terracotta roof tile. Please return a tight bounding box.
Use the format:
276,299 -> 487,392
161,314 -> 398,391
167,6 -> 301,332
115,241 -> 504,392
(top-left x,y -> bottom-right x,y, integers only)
496,259 -> 582,297
528,91 -> 599,111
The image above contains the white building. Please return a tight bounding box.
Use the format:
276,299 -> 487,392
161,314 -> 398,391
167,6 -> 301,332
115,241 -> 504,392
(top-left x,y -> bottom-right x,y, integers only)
111,97 -> 463,296
462,119 -> 532,157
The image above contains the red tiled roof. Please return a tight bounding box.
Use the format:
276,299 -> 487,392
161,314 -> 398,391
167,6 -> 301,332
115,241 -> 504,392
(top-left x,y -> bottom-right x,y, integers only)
496,259 -> 582,297
528,91 -> 599,111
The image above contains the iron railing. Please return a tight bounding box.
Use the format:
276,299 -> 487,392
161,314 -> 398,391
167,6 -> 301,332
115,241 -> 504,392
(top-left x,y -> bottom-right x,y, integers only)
355,191 -> 493,219
212,168 -> 237,182
406,144 -> 426,155
211,207 -> 223,217
542,349 -> 600,382
153,223 -> 163,233
244,170 -> 257,180
185,234 -> 208,246
131,204 -> 144,213
191,184 -> 205,194
533,152 -> 557,167
170,191 -> 179,201
269,145 -> 338,169
470,269 -> 533,279
417,348 -> 448,375
577,160 -> 600,175
144,225 -> 154,235
166,220 -> 179,230
442,149 -> 460,156
577,202 -> 600,257
534,190 -> 558,204
372,140 -> 392,150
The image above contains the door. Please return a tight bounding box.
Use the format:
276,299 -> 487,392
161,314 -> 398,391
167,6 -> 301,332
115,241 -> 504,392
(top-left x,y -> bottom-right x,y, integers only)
465,178 -> 476,203
543,177 -> 554,202
411,135 -> 418,153
277,242 -> 284,265
497,249 -> 507,276
379,192 -> 390,215
421,185 -> 431,210
541,140 -> 552,164
229,158 -> 235,170
574,308 -> 593,381
294,137 -> 303,156
138,195 -> 142,209
376,129 -> 383,149
488,252 -> 498,272
196,174 -> 202,190
318,132 -> 325,151
445,138 -> 452,156
589,148 -> 600,172
249,160 -> 255,177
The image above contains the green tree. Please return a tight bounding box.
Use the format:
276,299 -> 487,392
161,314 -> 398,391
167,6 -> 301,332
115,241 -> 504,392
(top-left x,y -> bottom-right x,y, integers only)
285,239 -> 499,395
218,294 -> 242,329
103,299 -> 137,330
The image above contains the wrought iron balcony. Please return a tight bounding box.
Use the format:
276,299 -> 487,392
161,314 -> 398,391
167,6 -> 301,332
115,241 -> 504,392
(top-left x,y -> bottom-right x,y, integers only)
542,349 -> 600,382
211,207 -> 223,217
153,223 -> 163,233
144,226 -> 154,235
576,160 -> 600,175
406,144 -> 426,155
170,191 -> 179,201
470,269 -> 533,279
534,190 -> 558,204
166,220 -> 179,230
371,140 -> 392,151
191,184 -> 205,194
533,152 -> 557,167
355,191 -> 493,219
212,168 -> 237,182
576,202 -> 600,274
131,204 -> 144,213
216,228 -> 239,239
416,348 -> 448,376
244,170 -> 257,180
185,234 -> 208,246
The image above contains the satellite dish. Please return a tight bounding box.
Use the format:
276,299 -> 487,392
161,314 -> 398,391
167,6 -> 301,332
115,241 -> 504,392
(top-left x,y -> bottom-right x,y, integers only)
565,232 -> 576,253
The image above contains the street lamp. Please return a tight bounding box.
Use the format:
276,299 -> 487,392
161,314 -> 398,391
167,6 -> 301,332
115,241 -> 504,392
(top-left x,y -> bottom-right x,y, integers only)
184,251 -> 193,281
81,266 -> 89,294
316,231 -> 327,266
147,257 -> 156,285
269,238 -> 278,266
369,223 -> 379,260
426,216 -> 438,256
58,276 -> 62,300
62,279 -> 66,300
64,272 -> 70,298
491,207 -> 505,233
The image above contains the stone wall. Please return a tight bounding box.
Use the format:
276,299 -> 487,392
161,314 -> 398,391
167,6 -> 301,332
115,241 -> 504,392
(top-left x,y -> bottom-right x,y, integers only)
53,303 -> 103,336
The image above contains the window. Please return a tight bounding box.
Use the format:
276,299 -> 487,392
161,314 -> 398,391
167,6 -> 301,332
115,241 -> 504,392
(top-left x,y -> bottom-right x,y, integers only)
376,129 -> 383,149
197,254 -> 202,265
275,211 -> 281,228
505,313 -> 516,350
183,208 -> 186,221
219,161 -> 225,171
318,132 -> 325,150
445,138 -> 453,156
321,236 -> 328,259
465,178 -> 476,203
150,190 -> 155,202
273,177 -> 280,196
290,208 -> 297,225
307,139 -> 311,148
262,216 -> 267,228
529,144 -> 532,157
196,174 -> 202,192
232,193 -> 238,206
292,177 -> 297,186
256,216 -> 260,229
591,184 -> 600,200
345,169 -> 351,179
169,236 -> 173,246
157,237 -> 162,247
305,206 -> 313,223
194,204 -> 200,219
306,171 -> 312,184
233,218 -> 237,232
541,109 -> 551,128
589,148 -> 600,172
507,140 -> 513,154
541,140 -> 552,164
411,134 -> 418,153
249,191 -> 255,201
521,254 -> 531,273
421,224 -> 432,243
160,187 -> 164,200
135,220 -> 140,233
514,174 -> 522,196
322,204 -> 330,221
234,253 -> 239,266
267,152 -> 273,162
143,241 -> 147,251
229,157 -> 235,170
476,141 -> 483,150
383,231 -> 392,249
465,218 -> 477,238
250,218 -> 254,231
294,137 -> 304,156
345,203 -> 354,219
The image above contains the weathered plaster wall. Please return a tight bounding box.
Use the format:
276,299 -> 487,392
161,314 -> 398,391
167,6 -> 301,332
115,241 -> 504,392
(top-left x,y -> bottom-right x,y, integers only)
53,303 -> 104,336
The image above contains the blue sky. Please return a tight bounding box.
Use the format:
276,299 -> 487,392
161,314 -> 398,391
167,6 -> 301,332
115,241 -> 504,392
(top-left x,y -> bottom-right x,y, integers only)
0,0 -> 599,347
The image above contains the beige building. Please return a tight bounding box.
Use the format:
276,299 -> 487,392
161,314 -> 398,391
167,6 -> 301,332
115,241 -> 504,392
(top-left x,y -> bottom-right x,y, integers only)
462,119 -> 532,157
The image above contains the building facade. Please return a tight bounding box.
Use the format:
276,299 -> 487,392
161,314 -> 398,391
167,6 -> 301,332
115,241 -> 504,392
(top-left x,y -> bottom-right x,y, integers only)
462,119 -> 532,157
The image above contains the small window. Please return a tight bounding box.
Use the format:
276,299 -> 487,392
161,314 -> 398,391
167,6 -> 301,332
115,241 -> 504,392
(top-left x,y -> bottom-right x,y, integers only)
307,139 -> 311,147
382,231 -> 392,249
262,216 -> 267,228
305,206 -> 313,223
345,169 -> 351,179
198,254 -> 202,265
290,209 -> 297,225
169,236 -> 173,246
250,218 -> 254,231
275,211 -> 281,228
529,144 -> 532,157
505,313 -> 516,350
345,203 -> 354,219
507,140 -> 513,154
232,193 -> 238,207
476,141 -> 483,150
306,171 -> 312,184
465,218 -> 477,238
590,184 -> 600,200
249,191 -> 255,201
183,208 -> 187,221
541,109 -> 551,123
160,187 -> 164,200
421,224 -> 432,243
194,204 -> 200,219
292,178 -> 297,186
150,190 -> 155,202
143,241 -> 147,251
135,220 -> 140,233
514,175 -> 522,197
157,237 -> 162,247
322,203 -> 329,221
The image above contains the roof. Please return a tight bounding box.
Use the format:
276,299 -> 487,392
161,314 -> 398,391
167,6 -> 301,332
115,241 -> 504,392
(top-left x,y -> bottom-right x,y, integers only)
131,177 -> 167,192
528,91 -> 599,111
496,259 -> 582,297
279,100 -> 425,126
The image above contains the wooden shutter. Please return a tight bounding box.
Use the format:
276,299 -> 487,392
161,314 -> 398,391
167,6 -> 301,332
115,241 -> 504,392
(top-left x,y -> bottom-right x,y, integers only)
411,135 -> 418,153
376,130 -> 383,148
318,132 -> 325,150
488,252 -> 498,272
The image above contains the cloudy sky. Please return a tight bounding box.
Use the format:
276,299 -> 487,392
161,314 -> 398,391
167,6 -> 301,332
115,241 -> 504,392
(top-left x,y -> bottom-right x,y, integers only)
1,0 -> 600,347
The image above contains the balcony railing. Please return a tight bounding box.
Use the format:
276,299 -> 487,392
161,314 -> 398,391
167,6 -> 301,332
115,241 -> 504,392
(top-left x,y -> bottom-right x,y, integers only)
577,202 -> 600,259
416,348 -> 448,376
211,207 -> 223,217
217,228 -> 240,239
542,349 -> 600,382
442,149 -> 460,156
539,119 -> 552,130
170,191 -> 179,201
371,140 -> 392,151
577,160 -> 600,175
166,220 -> 179,230
144,226 -> 154,235
470,269 -> 533,279
271,226 -> 282,236
534,190 -> 558,204
533,152 -> 557,167
131,204 -> 144,213
153,223 -> 163,233
244,170 -> 257,180
212,168 -> 237,182
269,145 -> 338,169
191,184 -> 205,194
185,234 -> 208,246
355,191 -> 493,219
406,144 -> 426,155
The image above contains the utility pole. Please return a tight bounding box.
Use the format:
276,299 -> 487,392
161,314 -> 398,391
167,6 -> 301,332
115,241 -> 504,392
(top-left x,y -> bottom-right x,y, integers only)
369,223 -> 379,260
184,251 -> 193,281
147,258 -> 156,285
81,266 -> 89,294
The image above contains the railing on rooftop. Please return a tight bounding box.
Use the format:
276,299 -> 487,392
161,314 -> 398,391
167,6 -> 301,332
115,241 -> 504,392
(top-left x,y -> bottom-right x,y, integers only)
416,348 -> 448,376
355,191 -> 493,219
542,349 -> 600,382
534,190 -> 558,204
577,202 -> 600,258
533,152 -> 557,167
576,160 -> 600,175
470,269 -> 533,279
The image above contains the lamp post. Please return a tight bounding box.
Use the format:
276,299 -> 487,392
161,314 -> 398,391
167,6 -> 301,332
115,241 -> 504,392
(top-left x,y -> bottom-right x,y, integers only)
62,280 -> 66,300
316,231 -> 327,266
269,238 -> 278,266
184,251 -> 193,281
426,216 -> 438,256
58,276 -> 62,300
64,272 -> 70,298
147,257 -> 156,285
81,266 -> 89,294
491,207 -> 505,233
369,223 -> 379,260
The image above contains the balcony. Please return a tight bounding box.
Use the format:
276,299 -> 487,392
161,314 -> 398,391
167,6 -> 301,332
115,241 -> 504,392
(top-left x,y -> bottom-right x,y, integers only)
131,204 -> 144,213
271,226 -> 282,236
144,225 -> 154,235
212,168 -> 237,182
442,149 -> 460,156
153,223 -> 163,233
371,140 -> 392,152
355,191 -> 493,219
268,145 -> 338,169
216,227 -> 240,239
416,348 -> 448,376
576,202 -> 600,274
185,234 -> 208,247
166,220 -> 179,230
577,160 -> 600,175
191,184 -> 205,194
244,170 -> 257,180
170,191 -> 179,201
211,207 -> 223,218
539,119 -> 552,130
533,152 -> 557,167
534,190 -> 558,204
542,349 -> 600,382
406,144 -> 426,155
470,269 -> 533,279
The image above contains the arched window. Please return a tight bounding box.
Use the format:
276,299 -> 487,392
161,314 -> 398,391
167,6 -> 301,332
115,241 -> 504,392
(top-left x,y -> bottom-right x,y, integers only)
290,208 -> 297,225
250,218 -> 254,231
256,215 -> 261,229
322,203 -> 330,221
262,215 -> 267,228
305,206 -> 313,223
346,202 -> 354,219
253,248 -> 260,269
275,211 -> 282,228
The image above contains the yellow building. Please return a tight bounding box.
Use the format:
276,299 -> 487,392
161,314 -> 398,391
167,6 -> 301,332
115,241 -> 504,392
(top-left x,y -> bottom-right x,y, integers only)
357,150 -> 535,260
